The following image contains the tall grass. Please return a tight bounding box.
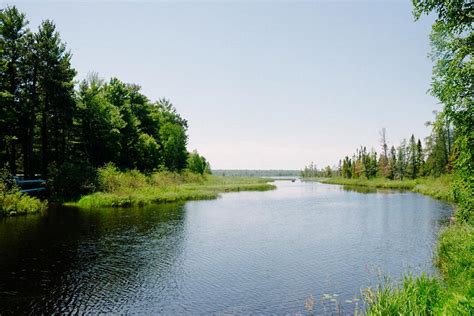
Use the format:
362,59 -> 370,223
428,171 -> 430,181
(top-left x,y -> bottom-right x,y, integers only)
364,274 -> 445,315
70,164 -> 275,208
320,175 -> 454,202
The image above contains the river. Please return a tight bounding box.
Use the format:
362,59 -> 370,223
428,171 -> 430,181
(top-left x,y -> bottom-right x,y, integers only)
0,180 -> 452,314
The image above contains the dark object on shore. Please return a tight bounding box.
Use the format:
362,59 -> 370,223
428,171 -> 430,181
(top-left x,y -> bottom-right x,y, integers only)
14,176 -> 47,194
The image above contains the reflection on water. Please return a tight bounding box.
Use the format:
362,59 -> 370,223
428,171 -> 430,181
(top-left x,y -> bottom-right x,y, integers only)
342,184 -> 378,194
341,184 -> 403,195
0,181 -> 452,314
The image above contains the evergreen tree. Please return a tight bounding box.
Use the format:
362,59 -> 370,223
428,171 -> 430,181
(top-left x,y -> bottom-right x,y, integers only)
388,146 -> 397,180
34,20 -> 76,175
397,140 -> 407,180
0,6 -> 29,174
407,134 -> 419,179
416,139 -> 425,176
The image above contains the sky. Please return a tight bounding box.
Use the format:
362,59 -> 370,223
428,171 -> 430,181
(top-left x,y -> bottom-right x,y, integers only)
5,1 -> 440,170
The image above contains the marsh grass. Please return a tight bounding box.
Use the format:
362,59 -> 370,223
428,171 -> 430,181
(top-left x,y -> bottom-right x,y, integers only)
364,274 -> 445,315
70,165 -> 275,208
320,175 -> 454,202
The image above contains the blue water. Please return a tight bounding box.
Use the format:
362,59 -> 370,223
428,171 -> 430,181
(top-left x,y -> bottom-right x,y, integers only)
0,181 -> 453,314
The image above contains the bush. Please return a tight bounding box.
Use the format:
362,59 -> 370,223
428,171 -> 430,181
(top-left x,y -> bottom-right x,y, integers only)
0,165 -> 17,193
0,190 -> 47,216
49,161 -> 98,201
186,150 -> 211,175
97,163 -> 147,192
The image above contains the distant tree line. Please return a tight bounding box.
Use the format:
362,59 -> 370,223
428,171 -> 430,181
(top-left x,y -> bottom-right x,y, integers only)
302,120 -> 455,181
340,123 -> 454,180
300,162 -> 334,178
0,6 -> 210,198
213,170 -> 300,177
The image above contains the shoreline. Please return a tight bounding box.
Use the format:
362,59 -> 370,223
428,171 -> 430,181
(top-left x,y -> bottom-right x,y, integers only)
67,175 -> 276,209
306,176 -> 454,203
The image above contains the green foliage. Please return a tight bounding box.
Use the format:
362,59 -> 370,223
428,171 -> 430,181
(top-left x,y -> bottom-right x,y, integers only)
0,167 -> 47,216
322,175 -> 454,201
364,274 -> 445,315
187,150 -> 211,175
413,0 -> 473,223
76,75 -> 125,166
49,161 -> 97,201
0,190 -> 47,216
71,168 -> 275,208
0,165 -> 16,192
0,6 -> 203,202
412,175 -> 454,201
436,224 -> 474,295
301,162 -> 335,178
97,164 -> 147,193
135,133 -> 161,173
159,121 -> 188,171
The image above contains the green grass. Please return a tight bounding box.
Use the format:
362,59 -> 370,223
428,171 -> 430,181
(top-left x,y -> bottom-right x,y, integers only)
319,175 -> 454,202
364,274 -> 446,315
364,225 -> 474,315
0,190 -> 47,216
69,166 -> 275,208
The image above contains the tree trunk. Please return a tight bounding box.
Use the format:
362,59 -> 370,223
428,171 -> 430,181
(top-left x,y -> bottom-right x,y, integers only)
41,94 -> 49,177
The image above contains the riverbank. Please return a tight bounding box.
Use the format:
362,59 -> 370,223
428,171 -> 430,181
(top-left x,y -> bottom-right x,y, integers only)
69,167 -> 275,208
307,176 -> 473,314
312,175 -> 454,202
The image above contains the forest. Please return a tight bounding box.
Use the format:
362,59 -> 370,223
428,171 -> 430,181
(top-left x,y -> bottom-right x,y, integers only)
0,6 -> 210,202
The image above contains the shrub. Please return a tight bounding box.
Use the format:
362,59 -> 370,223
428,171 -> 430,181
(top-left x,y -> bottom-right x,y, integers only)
0,191 -> 47,216
50,161 -> 98,201
97,163 -> 147,192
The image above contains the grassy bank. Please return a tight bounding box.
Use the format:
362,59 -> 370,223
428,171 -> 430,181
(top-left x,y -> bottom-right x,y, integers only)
69,166 -> 275,208
0,190 -> 47,216
309,175 -> 472,314
319,175 -> 454,202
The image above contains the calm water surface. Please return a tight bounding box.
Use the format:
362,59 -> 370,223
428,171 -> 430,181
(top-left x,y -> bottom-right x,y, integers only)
0,181 -> 453,314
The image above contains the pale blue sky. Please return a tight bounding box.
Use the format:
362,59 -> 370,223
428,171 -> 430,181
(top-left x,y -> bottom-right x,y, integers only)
6,1 -> 439,169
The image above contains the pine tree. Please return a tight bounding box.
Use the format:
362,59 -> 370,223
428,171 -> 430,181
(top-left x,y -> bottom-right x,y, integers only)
407,134 -> 419,179
388,146 -> 397,180
416,139 -> 424,176
0,6 -> 29,174
34,20 -> 76,175
397,140 -> 407,180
